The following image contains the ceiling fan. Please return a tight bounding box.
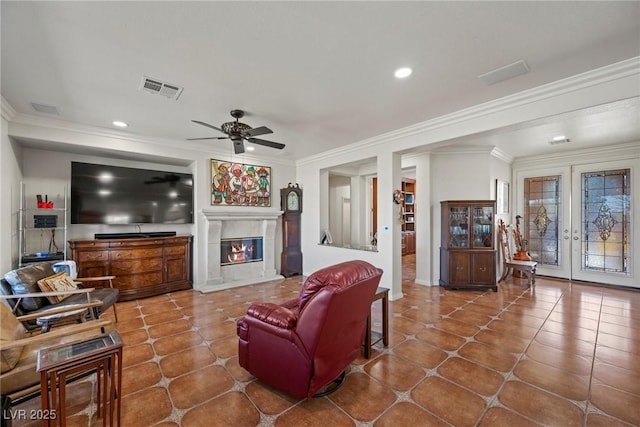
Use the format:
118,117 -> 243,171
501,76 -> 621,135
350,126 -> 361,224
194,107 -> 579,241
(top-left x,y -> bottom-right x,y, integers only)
188,109 -> 285,154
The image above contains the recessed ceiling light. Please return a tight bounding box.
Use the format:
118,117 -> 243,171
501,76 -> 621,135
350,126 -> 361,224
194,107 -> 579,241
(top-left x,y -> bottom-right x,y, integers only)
394,67 -> 412,79
245,146 -> 255,152
112,121 -> 128,128
549,135 -> 571,145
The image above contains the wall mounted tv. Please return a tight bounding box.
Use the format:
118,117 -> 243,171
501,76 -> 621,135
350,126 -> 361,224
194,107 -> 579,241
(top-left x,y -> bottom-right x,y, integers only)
71,162 -> 194,224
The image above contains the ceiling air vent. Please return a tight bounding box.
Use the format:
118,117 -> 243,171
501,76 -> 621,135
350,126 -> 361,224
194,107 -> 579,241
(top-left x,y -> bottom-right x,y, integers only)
478,60 -> 530,86
30,103 -> 59,115
139,76 -> 183,100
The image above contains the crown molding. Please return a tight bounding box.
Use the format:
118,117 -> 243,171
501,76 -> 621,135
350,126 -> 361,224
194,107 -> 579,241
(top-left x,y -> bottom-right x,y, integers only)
1,97 -> 16,121
6,110 -> 295,167
432,145 -> 496,156
297,56 -> 640,167
513,141 -> 640,170
490,147 -> 514,164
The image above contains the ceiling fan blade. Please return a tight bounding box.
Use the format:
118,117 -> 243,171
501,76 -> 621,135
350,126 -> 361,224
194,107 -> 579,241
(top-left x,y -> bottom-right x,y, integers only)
187,136 -> 230,141
233,139 -> 245,154
191,120 -> 225,134
244,126 -> 273,138
247,137 -> 286,150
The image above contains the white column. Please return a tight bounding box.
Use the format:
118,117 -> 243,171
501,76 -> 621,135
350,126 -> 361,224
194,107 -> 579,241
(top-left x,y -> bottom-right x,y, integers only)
205,219 -> 223,288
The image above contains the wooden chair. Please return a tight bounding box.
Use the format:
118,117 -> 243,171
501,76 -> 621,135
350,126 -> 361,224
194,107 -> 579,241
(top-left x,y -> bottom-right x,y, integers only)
498,219 -> 537,287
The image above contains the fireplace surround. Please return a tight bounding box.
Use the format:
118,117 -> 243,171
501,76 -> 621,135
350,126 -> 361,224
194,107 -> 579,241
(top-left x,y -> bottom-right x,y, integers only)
200,208 -> 283,292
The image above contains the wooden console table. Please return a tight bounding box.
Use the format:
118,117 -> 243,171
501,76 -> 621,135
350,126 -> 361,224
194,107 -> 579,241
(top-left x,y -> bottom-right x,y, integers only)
37,331 -> 123,427
364,287 -> 389,358
69,235 -> 192,301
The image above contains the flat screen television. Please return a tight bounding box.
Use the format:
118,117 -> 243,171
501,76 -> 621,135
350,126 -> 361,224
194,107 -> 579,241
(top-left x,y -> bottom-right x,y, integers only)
71,162 -> 194,224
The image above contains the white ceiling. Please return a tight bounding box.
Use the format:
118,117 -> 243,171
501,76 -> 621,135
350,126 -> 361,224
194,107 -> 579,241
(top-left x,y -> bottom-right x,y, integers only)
2,1 -> 640,162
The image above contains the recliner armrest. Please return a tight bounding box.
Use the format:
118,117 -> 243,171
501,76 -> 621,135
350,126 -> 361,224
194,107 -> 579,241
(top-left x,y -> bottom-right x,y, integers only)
247,302 -> 297,329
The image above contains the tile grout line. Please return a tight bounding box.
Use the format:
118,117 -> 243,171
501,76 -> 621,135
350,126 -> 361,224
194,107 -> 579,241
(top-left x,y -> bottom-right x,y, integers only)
582,288 -> 604,427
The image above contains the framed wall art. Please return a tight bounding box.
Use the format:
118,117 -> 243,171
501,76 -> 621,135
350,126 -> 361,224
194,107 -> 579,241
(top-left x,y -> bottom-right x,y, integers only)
211,159 -> 271,206
496,179 -> 510,214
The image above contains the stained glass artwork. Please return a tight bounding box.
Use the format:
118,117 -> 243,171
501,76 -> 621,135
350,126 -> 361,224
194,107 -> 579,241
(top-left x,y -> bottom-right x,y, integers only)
524,176 -> 560,266
581,169 -> 630,274
593,203 -> 617,240
534,205 -> 552,237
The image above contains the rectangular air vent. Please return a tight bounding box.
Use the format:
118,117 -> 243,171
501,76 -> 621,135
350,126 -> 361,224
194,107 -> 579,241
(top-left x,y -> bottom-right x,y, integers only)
139,76 -> 183,100
30,103 -> 59,115
478,60 -> 530,86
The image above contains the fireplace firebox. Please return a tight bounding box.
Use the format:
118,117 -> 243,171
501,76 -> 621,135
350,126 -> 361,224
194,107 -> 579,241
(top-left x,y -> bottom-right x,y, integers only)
220,237 -> 264,266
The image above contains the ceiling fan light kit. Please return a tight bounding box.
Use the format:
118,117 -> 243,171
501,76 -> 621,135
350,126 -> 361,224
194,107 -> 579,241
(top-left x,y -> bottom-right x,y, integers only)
189,109 -> 286,154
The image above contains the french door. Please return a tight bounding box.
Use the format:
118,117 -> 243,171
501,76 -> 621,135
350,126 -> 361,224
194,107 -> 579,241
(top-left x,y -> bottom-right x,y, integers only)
517,159 -> 638,288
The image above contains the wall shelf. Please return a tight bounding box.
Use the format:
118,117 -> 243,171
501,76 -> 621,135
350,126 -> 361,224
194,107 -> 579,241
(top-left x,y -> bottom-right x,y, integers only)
19,183 -> 68,266
401,178 -> 416,255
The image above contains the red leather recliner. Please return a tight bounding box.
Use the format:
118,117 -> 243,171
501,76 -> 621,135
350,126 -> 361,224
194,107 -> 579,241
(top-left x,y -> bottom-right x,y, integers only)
237,260 -> 383,399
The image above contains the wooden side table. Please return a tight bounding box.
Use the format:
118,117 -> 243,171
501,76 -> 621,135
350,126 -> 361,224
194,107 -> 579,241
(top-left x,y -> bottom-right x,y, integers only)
364,287 -> 389,358
37,331 -> 123,427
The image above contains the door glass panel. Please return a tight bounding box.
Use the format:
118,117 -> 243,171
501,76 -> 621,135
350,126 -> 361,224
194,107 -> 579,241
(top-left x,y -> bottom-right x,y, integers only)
450,207 -> 469,248
582,169 -> 630,274
524,176 -> 561,266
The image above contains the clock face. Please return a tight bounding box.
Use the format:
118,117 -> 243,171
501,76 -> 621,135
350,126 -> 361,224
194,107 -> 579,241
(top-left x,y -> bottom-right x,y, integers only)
287,192 -> 299,211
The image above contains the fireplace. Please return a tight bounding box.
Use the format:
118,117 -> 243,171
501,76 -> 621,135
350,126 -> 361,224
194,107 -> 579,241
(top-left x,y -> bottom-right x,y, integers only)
221,237 -> 263,266
199,207 -> 283,292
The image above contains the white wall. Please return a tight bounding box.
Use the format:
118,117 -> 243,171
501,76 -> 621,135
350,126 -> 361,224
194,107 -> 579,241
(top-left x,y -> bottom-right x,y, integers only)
490,152 -> 514,224
430,149 -> 493,285
328,175 -> 350,246
2,119 -> 296,285
1,114 -> 24,272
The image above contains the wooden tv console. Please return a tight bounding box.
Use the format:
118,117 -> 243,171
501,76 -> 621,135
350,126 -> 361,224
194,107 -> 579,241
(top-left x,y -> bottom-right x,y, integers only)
68,235 -> 192,301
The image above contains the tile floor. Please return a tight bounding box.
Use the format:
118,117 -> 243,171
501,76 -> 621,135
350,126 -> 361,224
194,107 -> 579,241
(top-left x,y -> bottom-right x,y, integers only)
11,254 -> 640,426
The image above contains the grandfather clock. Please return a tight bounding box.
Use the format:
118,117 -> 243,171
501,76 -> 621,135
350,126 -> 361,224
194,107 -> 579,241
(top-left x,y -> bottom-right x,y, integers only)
280,183 -> 303,276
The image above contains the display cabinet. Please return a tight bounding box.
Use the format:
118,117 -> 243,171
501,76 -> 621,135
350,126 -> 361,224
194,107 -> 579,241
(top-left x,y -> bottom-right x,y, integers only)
440,200 -> 497,291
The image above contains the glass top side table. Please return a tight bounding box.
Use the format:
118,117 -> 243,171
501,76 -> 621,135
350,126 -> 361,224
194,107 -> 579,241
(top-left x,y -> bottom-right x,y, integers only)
37,330 -> 123,426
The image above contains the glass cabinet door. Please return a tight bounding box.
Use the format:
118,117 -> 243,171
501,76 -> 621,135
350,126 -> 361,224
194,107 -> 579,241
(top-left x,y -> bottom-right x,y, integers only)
473,206 -> 494,248
449,207 -> 469,248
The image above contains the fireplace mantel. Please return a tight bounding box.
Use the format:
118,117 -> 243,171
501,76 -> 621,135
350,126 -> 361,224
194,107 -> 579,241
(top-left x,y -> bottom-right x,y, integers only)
202,207 -> 283,221
198,208 -> 284,293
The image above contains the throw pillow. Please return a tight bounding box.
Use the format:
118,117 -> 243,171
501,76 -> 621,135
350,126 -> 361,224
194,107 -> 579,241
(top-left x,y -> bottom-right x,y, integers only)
0,301 -> 27,373
3,262 -> 55,311
37,272 -> 78,304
